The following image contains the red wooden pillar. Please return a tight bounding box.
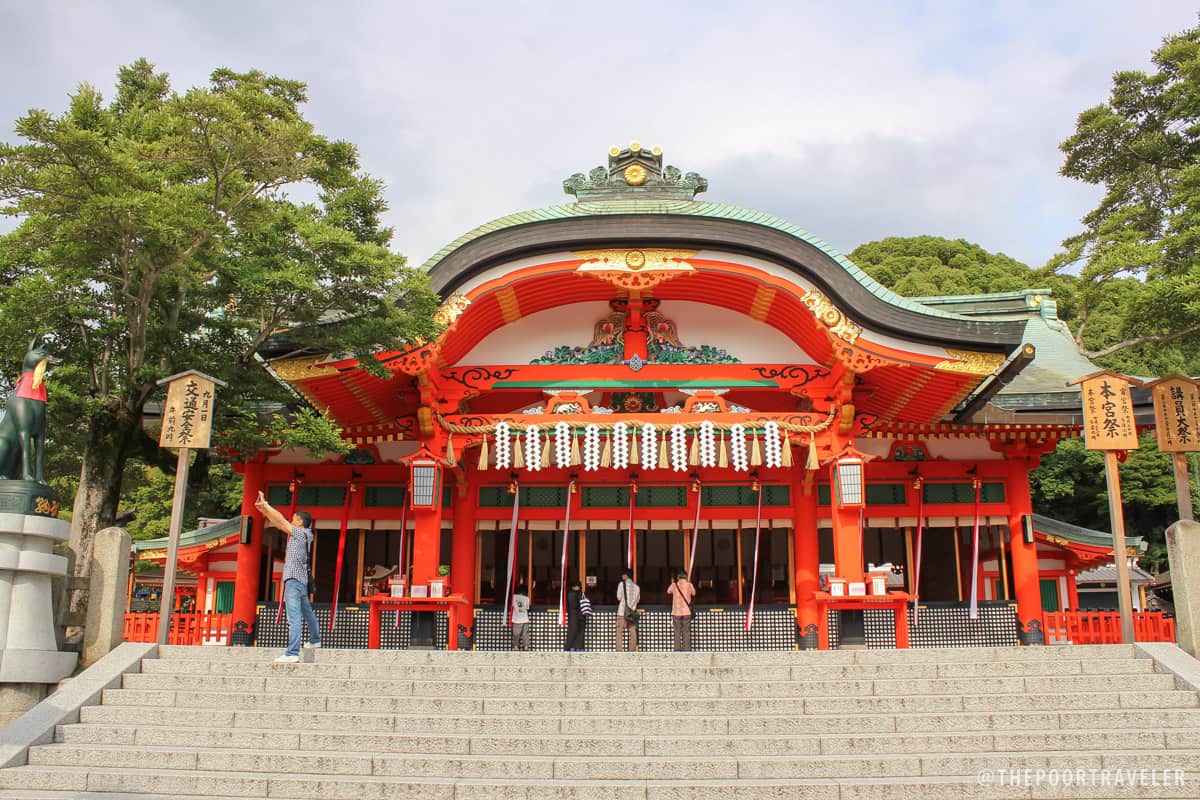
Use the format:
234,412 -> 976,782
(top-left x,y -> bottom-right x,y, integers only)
793,471 -> 820,649
231,461 -> 265,645
1067,572 -> 1079,611
831,505 -> 864,584
450,474 -> 478,607
411,504 -> 442,591
1006,461 -> 1044,644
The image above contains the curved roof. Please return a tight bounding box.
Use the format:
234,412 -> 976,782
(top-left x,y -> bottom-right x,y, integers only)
423,147 -> 1026,352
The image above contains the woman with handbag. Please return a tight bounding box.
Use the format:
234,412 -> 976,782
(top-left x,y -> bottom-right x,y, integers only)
616,572 -> 640,651
668,571 -> 696,651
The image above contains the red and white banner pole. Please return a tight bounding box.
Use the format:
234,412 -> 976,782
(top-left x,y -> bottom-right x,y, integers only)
626,484 -> 636,571
968,478 -> 982,620
329,482 -> 355,629
912,479 -> 924,626
687,481 -> 702,581
744,486 -> 765,631
394,497 -> 409,628
558,480 -> 575,626
502,481 -> 521,625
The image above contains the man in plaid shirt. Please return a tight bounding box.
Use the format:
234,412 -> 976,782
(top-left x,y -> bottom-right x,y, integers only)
256,491 -> 321,662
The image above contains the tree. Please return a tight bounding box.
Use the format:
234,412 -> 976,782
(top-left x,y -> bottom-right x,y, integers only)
0,60 -> 441,594
849,235 -> 1073,302
1051,23 -> 1200,368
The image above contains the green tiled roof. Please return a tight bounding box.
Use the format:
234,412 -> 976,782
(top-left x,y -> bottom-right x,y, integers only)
1032,513 -> 1145,553
422,200 -> 964,321
132,517 -> 240,553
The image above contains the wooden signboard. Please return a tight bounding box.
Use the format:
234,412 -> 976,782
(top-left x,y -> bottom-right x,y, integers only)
1079,374 -> 1139,452
1150,376 -> 1200,453
1147,375 -> 1199,522
159,374 -> 216,449
1069,370 -> 1145,643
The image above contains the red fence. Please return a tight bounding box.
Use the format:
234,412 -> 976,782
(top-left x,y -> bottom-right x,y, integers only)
123,612 -> 232,645
1042,611 -> 1176,645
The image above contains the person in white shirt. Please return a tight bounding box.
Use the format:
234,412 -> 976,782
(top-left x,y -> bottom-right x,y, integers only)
616,572 -> 640,651
511,583 -> 531,651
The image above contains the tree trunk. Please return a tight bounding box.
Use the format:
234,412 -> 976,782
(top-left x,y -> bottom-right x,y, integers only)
66,404 -> 140,631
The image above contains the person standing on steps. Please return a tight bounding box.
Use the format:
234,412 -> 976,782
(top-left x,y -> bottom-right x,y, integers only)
511,583 -> 531,651
668,571 -> 696,651
255,491 -> 321,662
564,580 -> 591,651
615,572 -> 640,651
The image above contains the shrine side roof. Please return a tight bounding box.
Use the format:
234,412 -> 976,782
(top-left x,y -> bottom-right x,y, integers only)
132,517 -> 240,553
1032,513 -> 1145,553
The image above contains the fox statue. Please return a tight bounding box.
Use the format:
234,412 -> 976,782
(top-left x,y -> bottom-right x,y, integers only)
0,336 -> 55,484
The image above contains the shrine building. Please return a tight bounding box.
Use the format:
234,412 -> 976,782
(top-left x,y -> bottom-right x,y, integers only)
168,144 -> 1153,650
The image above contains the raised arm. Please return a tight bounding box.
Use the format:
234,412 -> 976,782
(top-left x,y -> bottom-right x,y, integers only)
254,491 -> 292,533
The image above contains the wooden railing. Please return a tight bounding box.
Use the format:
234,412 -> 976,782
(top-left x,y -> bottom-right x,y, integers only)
122,612 -> 232,645
1042,611 -> 1176,645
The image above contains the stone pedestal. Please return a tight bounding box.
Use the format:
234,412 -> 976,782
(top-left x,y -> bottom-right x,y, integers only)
1166,519 -> 1200,659
0,510 -> 78,684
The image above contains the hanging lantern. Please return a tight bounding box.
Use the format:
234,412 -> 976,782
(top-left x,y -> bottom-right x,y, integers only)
832,455 -> 866,507
409,458 -> 443,509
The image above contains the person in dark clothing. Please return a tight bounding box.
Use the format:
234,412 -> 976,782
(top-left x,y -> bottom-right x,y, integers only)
563,580 -> 591,651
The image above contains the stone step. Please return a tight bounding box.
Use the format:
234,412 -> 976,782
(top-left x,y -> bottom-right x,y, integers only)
51,722 -> 1198,756
70,704 -> 1200,736
7,748 -> 1200,787
95,684 -> 1200,716
154,643 -> 1139,664
134,655 -> 1159,680
1,775 -> 1198,800
120,668 -> 1173,697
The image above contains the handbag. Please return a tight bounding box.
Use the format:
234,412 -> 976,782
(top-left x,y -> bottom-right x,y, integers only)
624,607 -> 638,625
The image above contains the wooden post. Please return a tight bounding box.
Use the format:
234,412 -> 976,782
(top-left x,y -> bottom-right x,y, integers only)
998,527 -> 1010,601
953,527 -> 964,602
1105,450 -> 1136,644
155,370 -> 223,646
1173,453 -> 1195,522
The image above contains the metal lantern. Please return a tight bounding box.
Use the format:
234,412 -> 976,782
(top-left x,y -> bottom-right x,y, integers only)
833,455 -> 866,507
409,458 -> 442,509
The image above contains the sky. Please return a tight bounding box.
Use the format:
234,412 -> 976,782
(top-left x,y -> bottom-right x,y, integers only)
1,1 -> 1197,271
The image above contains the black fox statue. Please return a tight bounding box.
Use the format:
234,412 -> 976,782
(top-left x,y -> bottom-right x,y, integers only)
0,336 -> 55,484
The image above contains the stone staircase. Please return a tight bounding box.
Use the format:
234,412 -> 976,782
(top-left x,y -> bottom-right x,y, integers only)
0,643 -> 1197,799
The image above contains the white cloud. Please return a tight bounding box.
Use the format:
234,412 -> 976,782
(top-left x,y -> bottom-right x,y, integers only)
1,0 -> 1197,270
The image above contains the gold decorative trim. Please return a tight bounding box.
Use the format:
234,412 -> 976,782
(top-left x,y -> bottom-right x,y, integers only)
749,285 -> 776,322
496,287 -> 522,324
935,349 -> 1007,376
269,355 -> 340,382
575,248 -> 698,291
433,293 -> 471,326
800,290 -> 862,344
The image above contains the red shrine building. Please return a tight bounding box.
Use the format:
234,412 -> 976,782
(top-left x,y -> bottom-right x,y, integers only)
148,144 -> 1158,650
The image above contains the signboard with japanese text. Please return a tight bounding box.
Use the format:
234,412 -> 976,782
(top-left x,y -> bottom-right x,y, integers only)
159,374 -> 216,449
1151,377 -> 1200,453
1079,374 -> 1139,451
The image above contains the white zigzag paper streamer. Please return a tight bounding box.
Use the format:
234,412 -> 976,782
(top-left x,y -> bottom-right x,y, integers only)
764,421 -> 782,468
612,422 -> 629,469
699,421 -> 716,467
641,423 -> 658,470
494,422 -> 511,469
730,423 -> 748,472
525,425 -> 541,471
583,424 -> 601,471
554,421 -> 572,469
670,424 -> 688,472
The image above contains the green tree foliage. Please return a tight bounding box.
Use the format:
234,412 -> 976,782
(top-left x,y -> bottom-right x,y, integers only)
0,60 -> 441,576
849,236 -> 1068,299
1030,437 -> 1198,572
1051,24 -> 1200,370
